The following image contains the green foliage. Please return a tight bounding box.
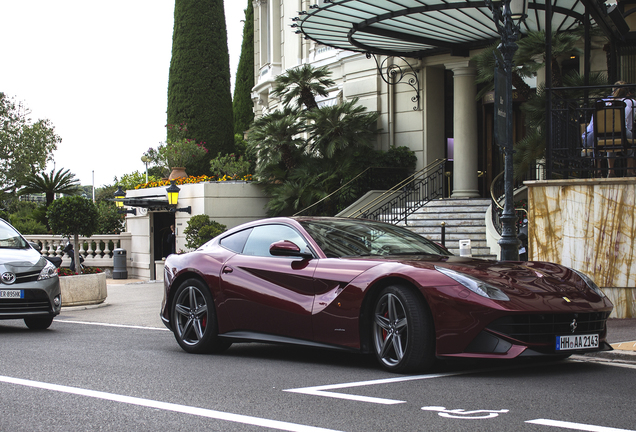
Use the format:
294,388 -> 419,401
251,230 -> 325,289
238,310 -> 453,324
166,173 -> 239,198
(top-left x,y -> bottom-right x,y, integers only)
233,1 -> 255,135
272,64 -> 335,111
47,196 -> 99,238
248,66 -> 380,215
113,171 -> 161,191
183,215 -> 227,249
209,152 -> 252,179
167,0 -> 235,170
96,201 -> 125,234
0,93 -> 61,194
377,146 -> 418,169
7,200 -> 48,234
10,218 -> 48,235
19,168 -> 81,206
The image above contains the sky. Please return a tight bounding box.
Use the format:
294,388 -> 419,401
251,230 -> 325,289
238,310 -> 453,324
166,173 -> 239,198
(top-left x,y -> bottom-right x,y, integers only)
0,0 -> 247,188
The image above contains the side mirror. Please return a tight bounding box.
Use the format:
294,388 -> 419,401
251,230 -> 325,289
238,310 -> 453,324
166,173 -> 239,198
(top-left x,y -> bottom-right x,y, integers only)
29,241 -> 42,252
269,240 -> 313,260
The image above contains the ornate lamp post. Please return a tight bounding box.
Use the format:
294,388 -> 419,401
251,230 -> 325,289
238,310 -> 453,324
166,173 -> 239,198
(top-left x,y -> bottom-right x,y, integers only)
486,0 -> 527,261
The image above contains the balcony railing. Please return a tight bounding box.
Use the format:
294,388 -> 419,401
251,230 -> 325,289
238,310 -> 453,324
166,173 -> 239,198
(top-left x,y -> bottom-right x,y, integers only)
547,85 -> 635,179
24,233 -> 131,270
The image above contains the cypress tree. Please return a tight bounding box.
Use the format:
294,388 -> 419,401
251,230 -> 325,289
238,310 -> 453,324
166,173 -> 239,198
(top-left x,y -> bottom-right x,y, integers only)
232,0 -> 255,136
167,0 -> 235,173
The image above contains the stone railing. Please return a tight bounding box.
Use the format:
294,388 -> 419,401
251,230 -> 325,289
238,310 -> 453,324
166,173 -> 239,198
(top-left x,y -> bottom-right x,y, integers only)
24,233 -> 132,271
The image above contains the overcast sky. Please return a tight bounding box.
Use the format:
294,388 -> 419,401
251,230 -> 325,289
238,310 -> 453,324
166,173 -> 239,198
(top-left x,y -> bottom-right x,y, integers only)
0,0 -> 248,188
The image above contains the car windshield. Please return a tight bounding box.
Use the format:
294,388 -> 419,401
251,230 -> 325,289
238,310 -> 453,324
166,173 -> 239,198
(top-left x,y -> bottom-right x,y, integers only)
299,219 -> 451,258
0,220 -> 29,249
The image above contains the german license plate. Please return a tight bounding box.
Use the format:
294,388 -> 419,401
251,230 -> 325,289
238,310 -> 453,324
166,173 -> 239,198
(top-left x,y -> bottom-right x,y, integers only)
0,290 -> 23,299
556,334 -> 599,351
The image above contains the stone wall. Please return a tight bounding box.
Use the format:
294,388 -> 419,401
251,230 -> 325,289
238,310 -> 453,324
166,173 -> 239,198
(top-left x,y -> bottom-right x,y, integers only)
526,178 -> 636,318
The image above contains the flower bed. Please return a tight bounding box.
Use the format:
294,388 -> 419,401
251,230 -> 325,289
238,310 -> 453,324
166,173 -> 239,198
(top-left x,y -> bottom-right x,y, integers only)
134,174 -> 253,190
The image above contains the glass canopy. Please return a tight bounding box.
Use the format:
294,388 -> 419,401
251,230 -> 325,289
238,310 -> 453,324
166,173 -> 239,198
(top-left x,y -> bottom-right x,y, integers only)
297,0 -> 591,58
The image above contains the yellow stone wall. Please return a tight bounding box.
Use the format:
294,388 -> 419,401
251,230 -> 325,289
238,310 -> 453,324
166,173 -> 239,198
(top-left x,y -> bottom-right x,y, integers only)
526,178 -> 636,318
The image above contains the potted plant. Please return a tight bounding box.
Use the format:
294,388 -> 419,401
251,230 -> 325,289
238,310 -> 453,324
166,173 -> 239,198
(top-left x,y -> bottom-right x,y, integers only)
146,124 -> 209,179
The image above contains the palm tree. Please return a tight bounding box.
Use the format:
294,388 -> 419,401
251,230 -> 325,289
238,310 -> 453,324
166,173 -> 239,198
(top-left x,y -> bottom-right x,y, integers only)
272,64 -> 335,110
304,98 -> 379,158
19,168 -> 81,206
247,109 -> 306,175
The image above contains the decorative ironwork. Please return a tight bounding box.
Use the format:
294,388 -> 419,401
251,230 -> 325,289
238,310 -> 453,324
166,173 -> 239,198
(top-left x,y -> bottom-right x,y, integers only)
348,159 -> 446,225
367,53 -> 420,111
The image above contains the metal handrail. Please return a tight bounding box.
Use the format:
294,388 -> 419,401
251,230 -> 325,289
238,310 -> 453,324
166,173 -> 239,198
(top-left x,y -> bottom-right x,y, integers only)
489,171 -> 528,235
294,166 -> 412,217
346,158 -> 446,225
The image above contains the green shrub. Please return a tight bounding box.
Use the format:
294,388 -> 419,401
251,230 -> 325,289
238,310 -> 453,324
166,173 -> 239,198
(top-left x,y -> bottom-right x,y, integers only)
10,218 -> 48,235
184,215 -> 227,250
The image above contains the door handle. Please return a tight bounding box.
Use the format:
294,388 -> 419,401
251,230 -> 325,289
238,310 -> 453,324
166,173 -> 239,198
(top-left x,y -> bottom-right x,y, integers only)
222,266 -> 233,274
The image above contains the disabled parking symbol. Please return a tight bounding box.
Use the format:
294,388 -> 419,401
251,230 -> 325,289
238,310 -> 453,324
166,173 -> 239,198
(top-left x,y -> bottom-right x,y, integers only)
422,406 -> 509,419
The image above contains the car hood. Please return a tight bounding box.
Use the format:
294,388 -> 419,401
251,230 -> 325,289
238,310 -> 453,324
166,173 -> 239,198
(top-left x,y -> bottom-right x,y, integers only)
350,254 -> 601,301
0,247 -> 46,273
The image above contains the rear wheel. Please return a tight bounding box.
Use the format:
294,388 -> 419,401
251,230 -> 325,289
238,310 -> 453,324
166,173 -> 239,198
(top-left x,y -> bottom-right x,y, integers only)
171,278 -> 231,354
372,285 -> 435,373
24,316 -> 54,330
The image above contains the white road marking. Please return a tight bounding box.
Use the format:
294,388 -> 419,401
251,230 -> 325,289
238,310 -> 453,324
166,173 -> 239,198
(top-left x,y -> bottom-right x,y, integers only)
285,371 -> 466,404
0,375 -> 343,432
54,319 -> 170,331
422,406 -> 509,419
526,419 -> 636,432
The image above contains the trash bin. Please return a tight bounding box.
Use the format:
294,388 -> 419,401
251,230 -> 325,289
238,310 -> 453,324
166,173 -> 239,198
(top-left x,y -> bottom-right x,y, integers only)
113,248 -> 128,279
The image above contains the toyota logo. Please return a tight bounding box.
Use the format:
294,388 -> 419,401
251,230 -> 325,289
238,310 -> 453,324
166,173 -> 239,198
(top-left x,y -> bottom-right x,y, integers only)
570,319 -> 578,333
1,272 -> 16,285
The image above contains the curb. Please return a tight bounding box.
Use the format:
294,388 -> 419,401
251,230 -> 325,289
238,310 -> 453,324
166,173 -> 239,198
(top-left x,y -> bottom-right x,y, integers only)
575,350 -> 636,365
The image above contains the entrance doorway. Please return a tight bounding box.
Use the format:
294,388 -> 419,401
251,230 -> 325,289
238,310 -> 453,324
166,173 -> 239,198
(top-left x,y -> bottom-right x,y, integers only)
151,212 -> 175,279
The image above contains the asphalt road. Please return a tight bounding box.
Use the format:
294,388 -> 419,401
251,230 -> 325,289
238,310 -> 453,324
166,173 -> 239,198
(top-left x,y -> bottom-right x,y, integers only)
0,282 -> 634,432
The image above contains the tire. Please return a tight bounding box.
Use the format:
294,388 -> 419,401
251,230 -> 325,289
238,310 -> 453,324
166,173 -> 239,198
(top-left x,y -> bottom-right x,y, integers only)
24,316 -> 54,330
371,285 -> 435,373
171,278 -> 231,354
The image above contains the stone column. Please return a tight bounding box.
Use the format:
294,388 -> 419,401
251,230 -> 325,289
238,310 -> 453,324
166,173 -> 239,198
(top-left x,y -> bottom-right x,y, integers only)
447,61 -> 480,198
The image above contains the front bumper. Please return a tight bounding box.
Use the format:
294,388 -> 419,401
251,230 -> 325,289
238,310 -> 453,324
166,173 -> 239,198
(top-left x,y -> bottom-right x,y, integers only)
0,277 -> 61,319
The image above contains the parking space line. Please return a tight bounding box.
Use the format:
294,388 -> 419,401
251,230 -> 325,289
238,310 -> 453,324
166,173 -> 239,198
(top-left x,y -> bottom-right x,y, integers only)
526,418 -> 636,432
0,375 -> 343,432
54,319 -> 170,331
285,371 -> 466,404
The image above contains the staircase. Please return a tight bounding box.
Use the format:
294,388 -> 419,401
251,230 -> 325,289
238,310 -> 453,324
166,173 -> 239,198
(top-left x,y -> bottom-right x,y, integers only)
396,198 -> 497,259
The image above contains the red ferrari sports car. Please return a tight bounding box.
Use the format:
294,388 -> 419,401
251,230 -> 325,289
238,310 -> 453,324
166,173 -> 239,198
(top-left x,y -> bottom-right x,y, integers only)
161,217 -> 613,373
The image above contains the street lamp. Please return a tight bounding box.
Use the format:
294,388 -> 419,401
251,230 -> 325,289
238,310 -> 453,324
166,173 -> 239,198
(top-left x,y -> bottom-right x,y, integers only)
113,186 -> 136,216
166,181 -> 191,214
141,155 -> 151,183
486,0 -> 527,261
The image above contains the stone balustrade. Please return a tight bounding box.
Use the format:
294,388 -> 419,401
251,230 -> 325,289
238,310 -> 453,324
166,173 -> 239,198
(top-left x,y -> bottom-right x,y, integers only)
24,233 -> 132,272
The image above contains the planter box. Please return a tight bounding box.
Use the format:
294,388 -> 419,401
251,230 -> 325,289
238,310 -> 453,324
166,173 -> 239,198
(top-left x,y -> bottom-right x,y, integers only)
60,272 -> 107,307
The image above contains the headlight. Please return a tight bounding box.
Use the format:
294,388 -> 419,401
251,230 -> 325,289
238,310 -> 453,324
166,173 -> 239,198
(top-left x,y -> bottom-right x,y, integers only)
38,260 -> 58,280
435,266 -> 509,301
571,268 -> 605,298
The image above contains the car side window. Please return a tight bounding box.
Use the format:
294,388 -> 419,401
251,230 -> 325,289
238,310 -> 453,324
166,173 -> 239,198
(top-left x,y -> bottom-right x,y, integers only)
219,228 -> 253,253
242,225 -> 310,257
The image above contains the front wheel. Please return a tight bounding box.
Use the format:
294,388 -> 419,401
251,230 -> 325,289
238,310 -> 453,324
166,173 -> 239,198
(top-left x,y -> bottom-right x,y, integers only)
171,278 -> 231,354
372,285 -> 435,373
24,316 -> 54,330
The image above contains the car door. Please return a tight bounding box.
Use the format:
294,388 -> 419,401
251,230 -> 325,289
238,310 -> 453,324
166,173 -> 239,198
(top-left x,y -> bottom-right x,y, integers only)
219,224 -> 318,340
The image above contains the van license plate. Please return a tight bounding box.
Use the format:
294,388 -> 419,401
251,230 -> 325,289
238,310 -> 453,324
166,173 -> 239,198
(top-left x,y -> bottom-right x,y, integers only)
0,290 -> 23,299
